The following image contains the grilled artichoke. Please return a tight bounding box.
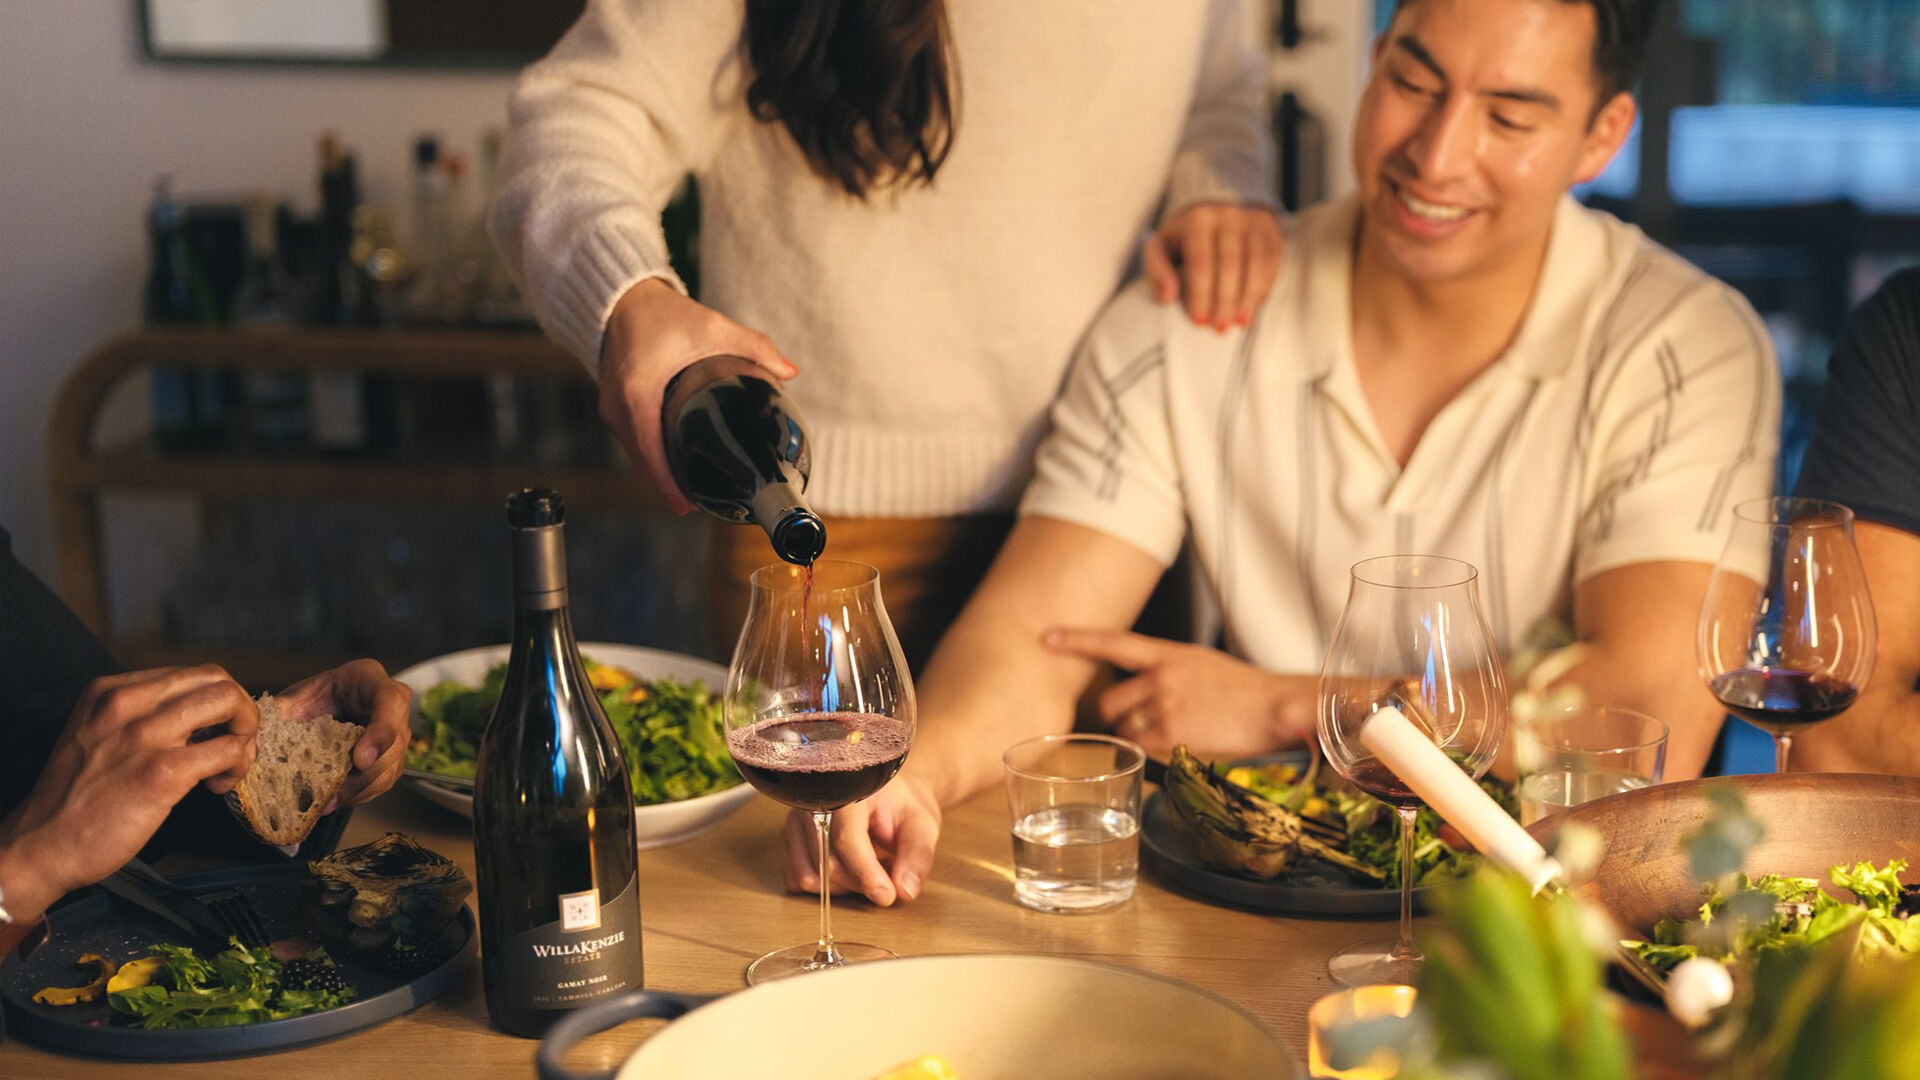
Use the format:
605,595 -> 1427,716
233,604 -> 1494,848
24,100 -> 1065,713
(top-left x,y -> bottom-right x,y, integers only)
309,831 -> 470,951
1162,745 -> 1383,882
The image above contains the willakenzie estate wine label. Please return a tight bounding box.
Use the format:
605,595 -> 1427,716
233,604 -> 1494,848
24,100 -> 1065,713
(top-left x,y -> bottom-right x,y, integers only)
494,877 -> 643,1011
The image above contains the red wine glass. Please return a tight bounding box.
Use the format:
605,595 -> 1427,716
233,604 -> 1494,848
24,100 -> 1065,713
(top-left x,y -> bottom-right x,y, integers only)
1698,497 -> 1875,773
723,559 -> 916,984
1316,555 -> 1507,987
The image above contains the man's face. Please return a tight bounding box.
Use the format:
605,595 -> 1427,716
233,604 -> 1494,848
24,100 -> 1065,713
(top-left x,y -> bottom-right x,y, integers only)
1350,0 -> 1634,286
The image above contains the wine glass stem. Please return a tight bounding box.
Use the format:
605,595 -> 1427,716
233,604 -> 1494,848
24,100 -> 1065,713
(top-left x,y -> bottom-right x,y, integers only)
811,810 -> 842,968
1774,732 -> 1794,774
1393,806 -> 1418,961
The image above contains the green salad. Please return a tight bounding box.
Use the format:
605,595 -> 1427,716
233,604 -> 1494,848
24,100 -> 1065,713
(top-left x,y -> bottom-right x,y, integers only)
1625,859 -> 1920,975
1228,760 -> 1518,888
406,657 -> 741,805
107,940 -> 355,1029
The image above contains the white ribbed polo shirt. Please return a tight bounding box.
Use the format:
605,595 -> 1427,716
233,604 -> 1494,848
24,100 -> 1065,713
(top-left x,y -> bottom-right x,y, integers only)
1023,195 -> 1781,672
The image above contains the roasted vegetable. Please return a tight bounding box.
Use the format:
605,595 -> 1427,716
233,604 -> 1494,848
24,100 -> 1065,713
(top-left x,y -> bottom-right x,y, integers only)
309,831 -> 470,955
33,954 -> 113,1006
107,955 -> 167,994
1162,745 -> 1383,881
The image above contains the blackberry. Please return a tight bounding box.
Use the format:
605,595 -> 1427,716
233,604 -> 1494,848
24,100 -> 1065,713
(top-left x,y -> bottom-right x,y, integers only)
281,957 -> 350,995
378,936 -> 452,978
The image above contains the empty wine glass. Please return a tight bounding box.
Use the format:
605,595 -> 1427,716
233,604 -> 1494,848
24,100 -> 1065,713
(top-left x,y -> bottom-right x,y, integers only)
1698,496 -> 1875,773
723,559 -> 916,984
1317,555 -> 1507,987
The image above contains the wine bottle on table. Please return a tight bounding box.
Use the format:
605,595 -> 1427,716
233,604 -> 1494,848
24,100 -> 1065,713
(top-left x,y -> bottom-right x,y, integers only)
661,354 -> 827,565
473,488 -> 644,1038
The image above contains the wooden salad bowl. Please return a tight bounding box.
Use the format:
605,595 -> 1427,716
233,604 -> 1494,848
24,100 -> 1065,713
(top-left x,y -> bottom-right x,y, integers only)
1529,772 -> 1920,932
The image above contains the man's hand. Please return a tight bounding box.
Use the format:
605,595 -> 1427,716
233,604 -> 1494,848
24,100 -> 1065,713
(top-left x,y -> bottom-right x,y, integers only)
1041,627 -> 1313,759
274,658 -> 412,814
0,666 -> 258,921
599,279 -> 797,513
1143,202 -> 1284,332
780,775 -> 942,907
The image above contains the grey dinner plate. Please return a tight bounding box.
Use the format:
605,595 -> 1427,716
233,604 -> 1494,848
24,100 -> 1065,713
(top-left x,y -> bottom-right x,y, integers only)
0,862 -> 473,1060
1139,751 -> 1435,918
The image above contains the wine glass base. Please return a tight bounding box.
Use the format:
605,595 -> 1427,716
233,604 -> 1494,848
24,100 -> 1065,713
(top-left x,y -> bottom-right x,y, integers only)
1327,942 -> 1422,988
744,941 -> 898,985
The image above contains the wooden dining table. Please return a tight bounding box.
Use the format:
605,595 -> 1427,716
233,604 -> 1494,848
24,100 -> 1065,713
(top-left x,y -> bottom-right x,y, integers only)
1,778 -> 1396,1079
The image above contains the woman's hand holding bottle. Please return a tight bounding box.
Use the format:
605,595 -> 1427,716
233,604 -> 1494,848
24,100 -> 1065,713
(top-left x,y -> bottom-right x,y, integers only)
599,279 -> 797,512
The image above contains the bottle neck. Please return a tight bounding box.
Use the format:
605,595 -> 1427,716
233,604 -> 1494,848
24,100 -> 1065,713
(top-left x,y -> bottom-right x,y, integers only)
510,523 -> 568,611
750,486 -> 826,566
506,526 -> 584,692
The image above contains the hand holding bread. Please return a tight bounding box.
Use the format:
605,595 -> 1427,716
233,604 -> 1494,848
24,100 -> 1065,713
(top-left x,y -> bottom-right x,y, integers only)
0,665 -> 259,923
262,658 -> 413,819
0,659 -> 411,930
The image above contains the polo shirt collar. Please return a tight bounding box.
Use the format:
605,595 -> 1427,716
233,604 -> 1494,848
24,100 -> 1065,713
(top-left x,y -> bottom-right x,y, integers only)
1292,196 -> 1360,383
1287,192 -> 1609,384
1504,195 -> 1611,379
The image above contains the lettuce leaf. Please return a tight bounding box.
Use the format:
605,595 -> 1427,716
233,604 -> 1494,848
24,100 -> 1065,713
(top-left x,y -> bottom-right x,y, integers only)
106,939 -> 355,1029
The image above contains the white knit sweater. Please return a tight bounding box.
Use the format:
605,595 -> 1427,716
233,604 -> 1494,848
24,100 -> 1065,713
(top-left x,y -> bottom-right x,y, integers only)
490,0 -> 1274,517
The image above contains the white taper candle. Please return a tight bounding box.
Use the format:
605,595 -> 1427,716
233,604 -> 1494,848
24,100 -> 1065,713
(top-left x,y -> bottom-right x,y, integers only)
1357,705 -> 1560,893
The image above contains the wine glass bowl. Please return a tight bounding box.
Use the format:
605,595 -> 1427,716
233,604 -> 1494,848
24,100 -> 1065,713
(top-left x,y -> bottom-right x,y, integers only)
723,559 -> 916,984
1697,497 -> 1875,773
1316,555 -> 1507,987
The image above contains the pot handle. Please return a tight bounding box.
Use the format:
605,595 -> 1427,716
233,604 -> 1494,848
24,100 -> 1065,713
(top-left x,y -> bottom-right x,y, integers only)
535,990 -> 718,1080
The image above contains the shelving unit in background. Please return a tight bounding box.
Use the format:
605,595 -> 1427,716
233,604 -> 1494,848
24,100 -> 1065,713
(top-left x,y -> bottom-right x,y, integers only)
47,326 -> 704,690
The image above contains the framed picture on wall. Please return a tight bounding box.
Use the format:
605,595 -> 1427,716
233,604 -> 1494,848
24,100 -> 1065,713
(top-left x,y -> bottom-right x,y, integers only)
139,0 -> 585,67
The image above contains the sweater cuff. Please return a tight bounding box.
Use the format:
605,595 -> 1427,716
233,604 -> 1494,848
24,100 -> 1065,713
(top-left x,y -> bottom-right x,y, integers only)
543,222 -> 686,378
1164,150 -> 1279,219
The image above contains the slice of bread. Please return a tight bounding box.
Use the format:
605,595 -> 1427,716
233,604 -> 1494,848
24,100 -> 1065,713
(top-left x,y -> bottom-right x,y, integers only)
226,694 -> 363,845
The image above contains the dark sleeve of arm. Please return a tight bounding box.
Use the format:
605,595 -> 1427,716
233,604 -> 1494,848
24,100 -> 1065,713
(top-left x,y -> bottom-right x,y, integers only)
1794,267 -> 1920,536
0,526 -> 121,821
0,527 -> 273,860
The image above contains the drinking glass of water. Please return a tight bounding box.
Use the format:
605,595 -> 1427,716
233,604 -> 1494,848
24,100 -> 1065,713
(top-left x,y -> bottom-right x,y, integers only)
1514,705 -> 1667,825
1002,733 -> 1144,914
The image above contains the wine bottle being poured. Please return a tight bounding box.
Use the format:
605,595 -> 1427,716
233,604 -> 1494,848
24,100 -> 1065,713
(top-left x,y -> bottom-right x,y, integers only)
661,355 -> 827,566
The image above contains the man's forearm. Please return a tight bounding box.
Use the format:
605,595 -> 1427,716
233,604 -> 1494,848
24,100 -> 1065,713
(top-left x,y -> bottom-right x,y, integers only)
1791,690 -> 1920,774
903,517 -> 1168,807
1790,523 -> 1920,776
906,594 -> 1097,808
1567,563 -> 1727,781
0,829 -> 66,948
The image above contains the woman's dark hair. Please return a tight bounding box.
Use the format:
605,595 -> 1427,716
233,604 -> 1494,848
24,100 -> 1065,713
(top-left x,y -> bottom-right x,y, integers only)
743,0 -> 956,199
1392,0 -> 1658,105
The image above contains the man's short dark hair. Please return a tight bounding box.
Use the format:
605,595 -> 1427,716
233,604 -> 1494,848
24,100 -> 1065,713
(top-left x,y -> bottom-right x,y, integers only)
1392,0 -> 1659,103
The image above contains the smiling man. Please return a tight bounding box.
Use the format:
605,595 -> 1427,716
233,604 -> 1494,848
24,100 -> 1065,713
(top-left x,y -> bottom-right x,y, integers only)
789,0 -> 1781,907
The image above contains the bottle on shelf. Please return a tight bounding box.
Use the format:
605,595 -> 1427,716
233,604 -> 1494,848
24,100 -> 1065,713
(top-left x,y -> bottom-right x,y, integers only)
471,126 -> 532,327
473,127 -> 534,459
661,355 -> 826,565
144,175 -> 229,453
234,191 -> 309,452
403,133 -> 459,323
306,132 -> 400,456
473,489 -> 644,1038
